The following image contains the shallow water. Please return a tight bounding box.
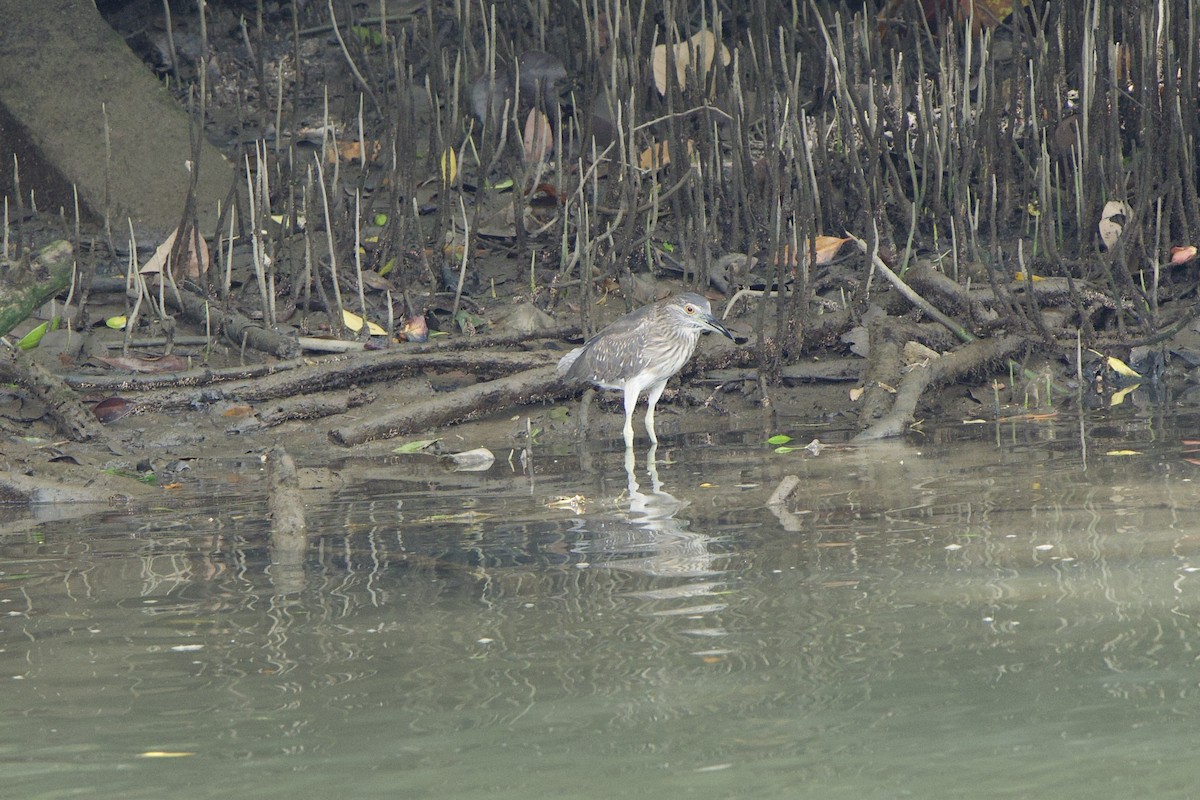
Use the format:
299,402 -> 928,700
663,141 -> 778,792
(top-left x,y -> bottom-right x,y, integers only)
4,413 -> 1200,799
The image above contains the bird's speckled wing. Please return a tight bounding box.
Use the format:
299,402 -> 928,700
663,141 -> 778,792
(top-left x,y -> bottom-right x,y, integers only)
557,303 -> 659,388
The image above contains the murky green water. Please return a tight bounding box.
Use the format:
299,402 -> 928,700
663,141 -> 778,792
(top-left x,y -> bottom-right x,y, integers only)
4,415 -> 1200,799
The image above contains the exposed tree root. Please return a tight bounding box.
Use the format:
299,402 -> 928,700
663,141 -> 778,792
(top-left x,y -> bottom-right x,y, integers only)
0,345 -> 107,442
854,334 -> 1031,441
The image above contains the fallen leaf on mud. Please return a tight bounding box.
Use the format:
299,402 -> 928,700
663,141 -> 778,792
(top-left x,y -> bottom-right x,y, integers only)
1098,200 -> 1132,251
221,404 -> 255,418
1105,449 -> 1142,456
17,319 -> 57,350
393,439 -> 439,454
1170,245 -> 1197,264
400,314 -> 429,342
325,139 -> 382,164
106,315 -> 127,330
848,386 -> 865,401
94,354 -> 189,373
359,270 -> 394,292
442,447 -> 495,472
523,108 -> 554,163
92,397 -> 132,423
651,29 -> 731,95
342,309 -> 387,336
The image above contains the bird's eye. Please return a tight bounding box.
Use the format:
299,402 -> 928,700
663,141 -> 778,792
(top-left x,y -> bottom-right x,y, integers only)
684,305 -> 695,314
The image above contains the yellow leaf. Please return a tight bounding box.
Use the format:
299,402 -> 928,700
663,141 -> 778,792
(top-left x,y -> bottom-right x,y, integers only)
441,147 -> 457,185
1012,271 -> 1044,282
106,315 -> 127,330
1109,384 -> 1140,406
1105,449 -> 1142,456
341,309 -> 387,336
1105,355 -> 1141,379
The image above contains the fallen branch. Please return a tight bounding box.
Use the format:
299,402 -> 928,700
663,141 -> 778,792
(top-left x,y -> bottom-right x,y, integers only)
847,232 -> 975,343
329,364 -> 562,445
131,350 -> 555,411
257,388 -> 374,427
165,284 -> 300,359
64,327 -> 576,392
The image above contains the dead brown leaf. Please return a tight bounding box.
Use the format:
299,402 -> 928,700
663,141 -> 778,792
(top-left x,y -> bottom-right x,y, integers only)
638,139 -> 695,171
773,236 -> 851,267
140,227 -> 210,280
325,139 -> 382,164
523,108 -> 554,163
650,29 -> 731,95
94,354 -> 189,374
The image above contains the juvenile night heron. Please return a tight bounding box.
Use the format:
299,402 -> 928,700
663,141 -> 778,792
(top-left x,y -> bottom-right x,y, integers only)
557,293 -> 734,446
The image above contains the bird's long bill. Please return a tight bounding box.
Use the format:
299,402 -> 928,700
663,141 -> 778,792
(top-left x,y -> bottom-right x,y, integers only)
700,313 -> 735,340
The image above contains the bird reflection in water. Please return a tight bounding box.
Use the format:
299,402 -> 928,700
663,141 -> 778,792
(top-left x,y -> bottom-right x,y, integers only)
575,444 -> 723,578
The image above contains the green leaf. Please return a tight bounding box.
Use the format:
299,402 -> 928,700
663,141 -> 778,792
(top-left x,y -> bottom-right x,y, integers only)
373,213 -> 389,227
103,468 -> 157,484
774,446 -> 799,454
17,320 -> 51,350
766,434 -> 793,445
349,26 -> 383,47
393,439 -> 438,454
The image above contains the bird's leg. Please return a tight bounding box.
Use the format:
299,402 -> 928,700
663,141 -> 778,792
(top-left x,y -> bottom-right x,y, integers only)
643,381 -> 667,444
623,387 -> 639,447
